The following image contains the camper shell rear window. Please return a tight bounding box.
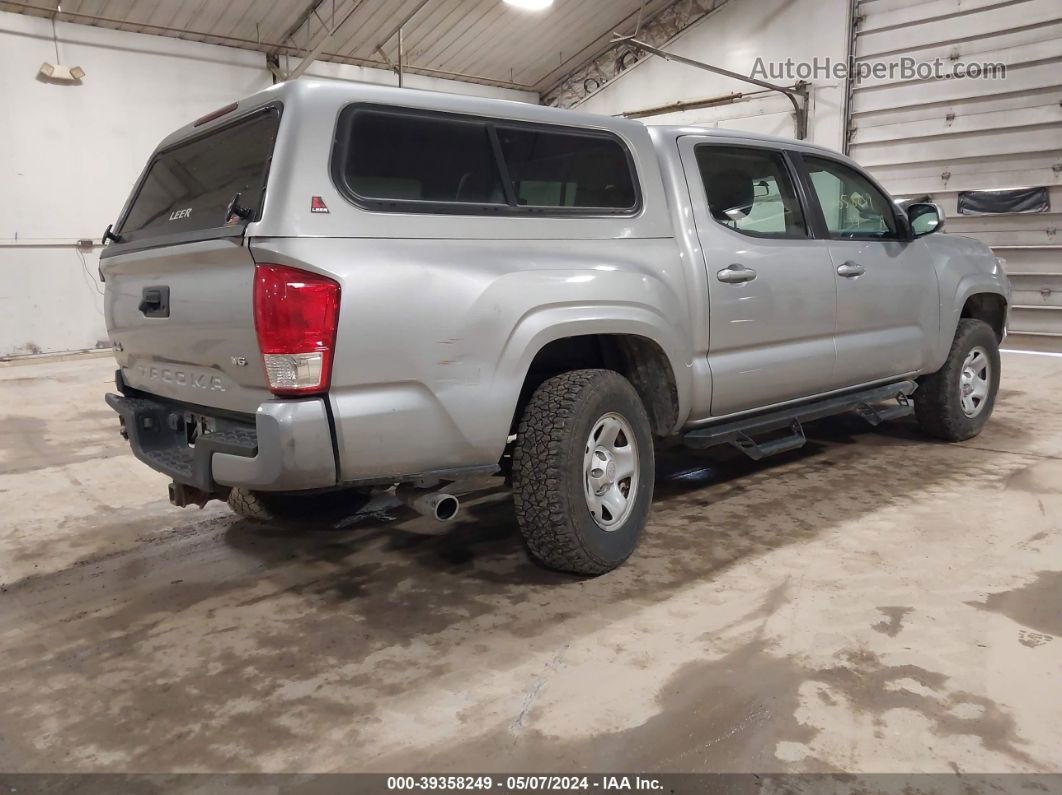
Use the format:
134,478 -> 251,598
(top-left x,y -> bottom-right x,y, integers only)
330,104 -> 640,216
113,104 -> 281,248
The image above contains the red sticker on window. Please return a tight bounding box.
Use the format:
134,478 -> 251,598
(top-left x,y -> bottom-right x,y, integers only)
310,196 -> 330,213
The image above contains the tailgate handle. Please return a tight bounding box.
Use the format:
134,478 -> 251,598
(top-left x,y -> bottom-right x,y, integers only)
138,286 -> 170,318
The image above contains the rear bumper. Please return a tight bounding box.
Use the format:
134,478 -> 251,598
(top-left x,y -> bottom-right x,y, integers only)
106,375 -> 337,493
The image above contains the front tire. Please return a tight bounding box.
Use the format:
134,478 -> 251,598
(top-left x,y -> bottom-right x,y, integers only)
915,318 -> 1000,442
511,369 -> 655,575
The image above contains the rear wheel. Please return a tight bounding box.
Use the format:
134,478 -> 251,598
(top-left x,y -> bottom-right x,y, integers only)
512,369 -> 654,575
915,318 -> 1000,441
227,486 -> 370,522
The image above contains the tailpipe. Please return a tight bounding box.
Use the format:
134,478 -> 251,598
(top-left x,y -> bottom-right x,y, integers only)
395,484 -> 460,522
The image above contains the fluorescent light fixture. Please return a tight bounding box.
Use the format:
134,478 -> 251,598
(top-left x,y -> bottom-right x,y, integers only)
39,62 -> 85,81
503,0 -> 553,10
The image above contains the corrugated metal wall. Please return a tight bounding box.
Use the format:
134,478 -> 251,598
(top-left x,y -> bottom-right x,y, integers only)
848,0 -> 1062,340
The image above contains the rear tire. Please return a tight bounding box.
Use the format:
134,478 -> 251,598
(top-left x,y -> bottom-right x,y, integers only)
511,369 -> 654,575
914,318 -> 1000,442
227,487 -> 370,522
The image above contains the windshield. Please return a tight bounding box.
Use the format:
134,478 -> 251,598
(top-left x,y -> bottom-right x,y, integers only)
116,106 -> 280,244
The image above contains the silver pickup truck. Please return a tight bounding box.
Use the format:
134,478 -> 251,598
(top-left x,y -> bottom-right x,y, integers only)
102,80 -> 1009,575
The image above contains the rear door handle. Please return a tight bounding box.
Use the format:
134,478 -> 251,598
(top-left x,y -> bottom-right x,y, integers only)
836,261 -> 865,278
717,264 -> 758,284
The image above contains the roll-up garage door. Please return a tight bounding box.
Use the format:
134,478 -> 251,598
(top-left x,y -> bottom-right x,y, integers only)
847,0 -> 1062,342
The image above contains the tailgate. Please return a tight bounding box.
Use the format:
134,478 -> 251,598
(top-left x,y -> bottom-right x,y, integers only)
100,104 -> 281,415
103,238 -> 268,414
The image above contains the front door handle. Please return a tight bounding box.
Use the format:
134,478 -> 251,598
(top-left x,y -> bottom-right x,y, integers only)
836,261 -> 865,278
717,264 -> 758,284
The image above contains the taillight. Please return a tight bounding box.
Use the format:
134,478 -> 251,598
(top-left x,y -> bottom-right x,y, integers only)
253,264 -> 340,395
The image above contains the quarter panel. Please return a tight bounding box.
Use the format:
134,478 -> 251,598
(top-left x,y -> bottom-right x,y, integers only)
249,236 -> 692,482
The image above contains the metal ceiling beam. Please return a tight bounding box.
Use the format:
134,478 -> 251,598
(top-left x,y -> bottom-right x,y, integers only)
531,0 -> 660,93
286,0 -> 365,80
373,0 -> 432,56
0,0 -> 535,91
620,36 -> 797,99
618,89 -> 752,119
370,0 -> 432,89
541,0 -> 728,107
617,35 -> 810,139
275,0 -> 327,53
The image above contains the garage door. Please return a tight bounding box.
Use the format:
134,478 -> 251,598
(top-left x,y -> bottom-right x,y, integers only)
847,0 -> 1062,341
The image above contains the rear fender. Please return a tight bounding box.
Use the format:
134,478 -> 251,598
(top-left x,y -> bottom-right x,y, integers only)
494,304 -> 692,436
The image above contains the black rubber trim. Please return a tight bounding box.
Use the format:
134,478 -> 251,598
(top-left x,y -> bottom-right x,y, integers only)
321,395 -> 343,487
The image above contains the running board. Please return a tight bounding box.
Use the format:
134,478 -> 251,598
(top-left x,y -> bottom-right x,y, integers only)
683,380 -> 917,460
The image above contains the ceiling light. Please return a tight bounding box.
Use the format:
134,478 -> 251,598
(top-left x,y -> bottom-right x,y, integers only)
503,0 -> 554,10
38,62 -> 85,82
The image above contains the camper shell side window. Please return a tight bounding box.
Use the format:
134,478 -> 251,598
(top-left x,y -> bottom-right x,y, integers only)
330,104 -> 641,217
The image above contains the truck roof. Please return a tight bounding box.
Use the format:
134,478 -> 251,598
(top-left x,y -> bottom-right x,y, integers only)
646,124 -> 842,157
158,79 -> 846,161
158,78 -> 646,150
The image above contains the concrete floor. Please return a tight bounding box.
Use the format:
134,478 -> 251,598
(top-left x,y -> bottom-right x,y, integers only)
0,352 -> 1060,774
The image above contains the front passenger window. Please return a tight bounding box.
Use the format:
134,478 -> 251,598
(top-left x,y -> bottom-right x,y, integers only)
694,145 -> 807,239
804,156 -> 899,240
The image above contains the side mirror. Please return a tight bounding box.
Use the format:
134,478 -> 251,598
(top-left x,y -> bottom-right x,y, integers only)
907,202 -> 945,238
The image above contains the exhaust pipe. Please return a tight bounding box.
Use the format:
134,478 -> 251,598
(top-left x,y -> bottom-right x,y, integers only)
395,484 -> 460,522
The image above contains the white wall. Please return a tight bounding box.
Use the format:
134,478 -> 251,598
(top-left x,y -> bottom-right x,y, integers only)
0,11 -> 536,357
576,0 -> 848,150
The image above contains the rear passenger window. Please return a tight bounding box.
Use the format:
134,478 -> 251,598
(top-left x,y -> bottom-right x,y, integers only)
331,104 -> 640,215
497,127 -> 637,210
336,108 -> 505,206
694,145 -> 807,239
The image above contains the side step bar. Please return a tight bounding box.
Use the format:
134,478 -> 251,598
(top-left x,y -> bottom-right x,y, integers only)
683,380 -> 917,461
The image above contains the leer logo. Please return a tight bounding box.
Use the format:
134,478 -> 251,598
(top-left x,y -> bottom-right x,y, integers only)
310,196 -> 330,214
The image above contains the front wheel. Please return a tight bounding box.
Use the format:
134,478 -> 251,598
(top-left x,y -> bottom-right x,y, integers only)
915,318 -> 1001,442
511,369 -> 655,575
